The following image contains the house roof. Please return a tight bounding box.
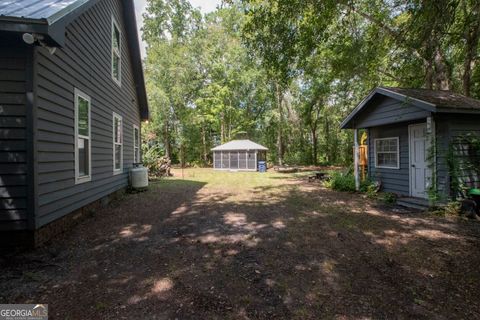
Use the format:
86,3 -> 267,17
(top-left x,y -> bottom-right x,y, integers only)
341,86 -> 480,129
0,0 -> 87,23
0,0 -> 149,120
383,87 -> 480,111
211,140 -> 268,151
0,0 -> 100,45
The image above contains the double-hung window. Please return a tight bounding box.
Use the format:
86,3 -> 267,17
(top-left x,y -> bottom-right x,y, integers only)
374,137 -> 400,169
133,125 -> 140,163
113,113 -> 123,173
74,89 -> 91,184
111,17 -> 121,85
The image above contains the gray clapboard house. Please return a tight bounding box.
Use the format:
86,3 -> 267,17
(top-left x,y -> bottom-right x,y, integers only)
0,0 -> 149,246
342,87 -> 480,207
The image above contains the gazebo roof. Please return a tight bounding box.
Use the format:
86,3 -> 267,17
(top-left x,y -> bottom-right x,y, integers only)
211,140 -> 268,151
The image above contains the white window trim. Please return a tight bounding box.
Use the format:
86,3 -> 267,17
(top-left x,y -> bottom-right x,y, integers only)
133,124 -> 140,164
111,15 -> 122,86
74,88 -> 92,184
374,137 -> 400,169
113,112 -> 123,174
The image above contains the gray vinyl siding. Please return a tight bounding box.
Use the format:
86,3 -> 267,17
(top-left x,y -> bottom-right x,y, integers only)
368,123 -> 412,196
368,114 -> 480,200
34,0 -> 141,227
0,44 -> 30,231
354,96 -> 430,129
436,114 -> 480,199
434,115 -> 451,199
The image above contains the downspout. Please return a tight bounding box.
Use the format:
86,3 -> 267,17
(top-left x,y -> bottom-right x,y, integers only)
26,45 -> 38,232
427,115 -> 437,204
354,126 -> 360,191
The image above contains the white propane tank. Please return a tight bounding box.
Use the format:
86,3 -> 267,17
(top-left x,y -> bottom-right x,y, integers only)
130,166 -> 149,189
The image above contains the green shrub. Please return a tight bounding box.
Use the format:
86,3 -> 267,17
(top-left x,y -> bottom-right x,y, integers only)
325,172 -> 378,194
432,201 -> 462,217
381,192 -> 397,204
325,171 -> 356,192
361,180 -> 378,199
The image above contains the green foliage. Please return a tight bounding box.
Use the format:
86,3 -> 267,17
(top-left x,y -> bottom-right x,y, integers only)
443,201 -> 462,216
243,0 -> 480,98
447,133 -> 480,199
381,192 -> 397,205
141,0 -> 362,167
325,171 -> 356,192
142,145 -> 164,176
141,0 -> 480,168
325,171 -> 378,197
362,180 -> 379,199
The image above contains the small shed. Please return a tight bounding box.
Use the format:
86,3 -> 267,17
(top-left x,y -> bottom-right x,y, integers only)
212,140 -> 268,171
341,87 -> 480,205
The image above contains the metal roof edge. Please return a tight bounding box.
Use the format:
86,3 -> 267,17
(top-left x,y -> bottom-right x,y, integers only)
0,0 -> 98,46
46,0 -> 93,25
122,0 -> 149,120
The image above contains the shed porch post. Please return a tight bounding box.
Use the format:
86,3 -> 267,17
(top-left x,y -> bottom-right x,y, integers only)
354,128 -> 360,191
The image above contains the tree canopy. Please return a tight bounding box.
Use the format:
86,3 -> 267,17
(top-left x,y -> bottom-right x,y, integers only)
141,0 -> 480,167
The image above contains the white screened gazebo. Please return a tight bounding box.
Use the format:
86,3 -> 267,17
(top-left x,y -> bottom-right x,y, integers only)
212,140 -> 268,171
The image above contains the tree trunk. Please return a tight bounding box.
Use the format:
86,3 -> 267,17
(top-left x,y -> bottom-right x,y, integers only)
180,143 -> 185,168
276,82 -> 284,166
324,114 -> 330,163
163,118 -> 171,159
311,126 -> 317,166
424,59 -> 434,90
434,48 -> 452,90
462,3 -> 480,97
201,124 -> 208,164
220,112 -> 226,144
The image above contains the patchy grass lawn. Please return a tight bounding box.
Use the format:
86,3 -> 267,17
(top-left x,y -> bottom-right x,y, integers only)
1,168 -> 480,319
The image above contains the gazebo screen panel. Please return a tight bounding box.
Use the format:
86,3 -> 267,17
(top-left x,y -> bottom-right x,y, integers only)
230,151 -> 239,169
213,151 -> 221,168
247,151 -> 256,169
238,151 -> 247,169
221,152 -> 229,168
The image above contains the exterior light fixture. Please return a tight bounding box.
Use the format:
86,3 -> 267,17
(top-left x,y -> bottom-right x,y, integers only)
22,33 -> 56,55
22,33 -> 35,44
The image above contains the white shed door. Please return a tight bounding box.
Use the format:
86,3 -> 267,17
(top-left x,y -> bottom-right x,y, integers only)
409,123 -> 431,198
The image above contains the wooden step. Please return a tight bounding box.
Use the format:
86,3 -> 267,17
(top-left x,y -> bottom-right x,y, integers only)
397,197 -> 430,211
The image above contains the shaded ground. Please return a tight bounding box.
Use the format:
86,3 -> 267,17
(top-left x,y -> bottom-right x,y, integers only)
1,168 -> 480,319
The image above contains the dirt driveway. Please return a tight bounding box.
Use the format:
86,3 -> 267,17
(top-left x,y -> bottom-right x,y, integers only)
1,169 -> 480,319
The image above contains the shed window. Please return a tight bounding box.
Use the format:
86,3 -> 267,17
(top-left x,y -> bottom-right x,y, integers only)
111,17 -> 121,85
375,137 -> 399,169
133,125 -> 140,163
74,89 -> 91,184
113,113 -> 123,173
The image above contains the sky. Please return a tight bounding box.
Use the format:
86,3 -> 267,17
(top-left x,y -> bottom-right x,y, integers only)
134,0 -> 222,58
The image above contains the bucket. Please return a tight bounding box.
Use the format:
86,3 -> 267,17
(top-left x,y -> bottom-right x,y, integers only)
258,161 -> 267,173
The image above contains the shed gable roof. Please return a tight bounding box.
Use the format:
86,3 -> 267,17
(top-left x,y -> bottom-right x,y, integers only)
0,0 -> 149,120
383,87 -> 480,111
341,87 -> 480,129
211,140 -> 268,151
